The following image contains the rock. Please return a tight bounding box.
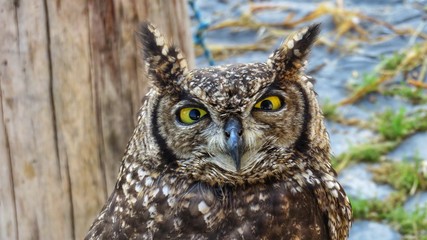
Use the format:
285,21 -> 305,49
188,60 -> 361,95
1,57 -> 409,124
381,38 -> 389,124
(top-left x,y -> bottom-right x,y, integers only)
387,132 -> 427,162
354,95 -> 413,118
326,121 -> 376,156
338,164 -> 394,200
361,37 -> 409,57
404,192 -> 427,213
349,221 -> 402,240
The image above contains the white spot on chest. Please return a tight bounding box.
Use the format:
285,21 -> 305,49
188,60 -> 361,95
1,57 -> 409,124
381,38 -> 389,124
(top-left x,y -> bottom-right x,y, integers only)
236,208 -> 244,217
167,197 -> 176,207
331,189 -> 339,198
138,168 -> 148,180
126,173 -> 133,183
162,185 -> 170,196
259,193 -> 268,201
135,183 -> 143,193
148,205 -> 157,217
287,40 -> 295,49
198,200 -> 210,215
145,177 -> 153,187
250,204 -> 260,212
326,181 -> 335,189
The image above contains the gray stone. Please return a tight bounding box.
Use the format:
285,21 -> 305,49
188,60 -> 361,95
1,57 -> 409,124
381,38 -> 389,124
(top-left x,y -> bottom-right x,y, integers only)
349,220 -> 402,240
315,81 -> 349,104
326,121 -> 376,156
384,6 -> 423,27
338,164 -> 394,200
205,29 -> 259,46
404,192 -> 427,213
387,132 -> 427,162
335,55 -> 378,75
336,104 -> 373,121
337,94 -> 416,126
217,51 -> 271,65
353,94 -> 413,116
253,2 -> 316,25
361,37 -> 409,57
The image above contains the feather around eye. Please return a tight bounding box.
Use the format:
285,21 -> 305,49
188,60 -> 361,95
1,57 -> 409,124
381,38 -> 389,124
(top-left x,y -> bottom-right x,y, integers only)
254,96 -> 283,111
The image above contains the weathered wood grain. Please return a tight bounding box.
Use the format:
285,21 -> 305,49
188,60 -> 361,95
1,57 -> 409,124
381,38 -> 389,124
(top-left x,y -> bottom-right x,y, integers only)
0,0 -> 74,239
0,0 -> 193,239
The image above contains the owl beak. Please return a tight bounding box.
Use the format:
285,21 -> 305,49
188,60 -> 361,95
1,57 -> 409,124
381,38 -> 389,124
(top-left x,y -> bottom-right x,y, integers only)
224,118 -> 243,171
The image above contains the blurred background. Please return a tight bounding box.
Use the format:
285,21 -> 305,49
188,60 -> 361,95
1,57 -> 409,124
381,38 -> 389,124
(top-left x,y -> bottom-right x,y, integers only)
1,0 -> 426,239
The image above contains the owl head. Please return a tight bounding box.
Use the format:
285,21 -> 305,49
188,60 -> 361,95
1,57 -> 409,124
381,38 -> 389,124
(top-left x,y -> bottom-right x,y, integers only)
136,22 -> 329,186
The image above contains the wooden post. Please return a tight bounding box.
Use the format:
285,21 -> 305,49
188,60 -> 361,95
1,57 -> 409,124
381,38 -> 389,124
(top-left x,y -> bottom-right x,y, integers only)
0,0 -> 194,239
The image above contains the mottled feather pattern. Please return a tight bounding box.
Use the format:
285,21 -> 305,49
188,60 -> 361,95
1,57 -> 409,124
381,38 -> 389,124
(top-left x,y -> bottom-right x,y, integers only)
86,22 -> 351,240
138,22 -> 188,90
267,24 -> 320,75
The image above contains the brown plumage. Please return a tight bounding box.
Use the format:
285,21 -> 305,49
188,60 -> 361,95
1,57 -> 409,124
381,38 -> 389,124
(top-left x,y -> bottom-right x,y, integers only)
86,22 -> 352,240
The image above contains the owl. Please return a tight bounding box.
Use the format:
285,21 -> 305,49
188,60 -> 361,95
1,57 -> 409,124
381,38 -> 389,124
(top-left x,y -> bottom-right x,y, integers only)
85,22 -> 352,240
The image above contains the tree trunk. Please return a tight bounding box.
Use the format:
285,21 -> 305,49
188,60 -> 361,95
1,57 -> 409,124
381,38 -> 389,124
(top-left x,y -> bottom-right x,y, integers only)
0,0 -> 194,239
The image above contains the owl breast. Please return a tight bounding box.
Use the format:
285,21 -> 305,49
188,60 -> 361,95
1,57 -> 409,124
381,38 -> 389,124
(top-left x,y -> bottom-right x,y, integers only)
135,174 -> 329,240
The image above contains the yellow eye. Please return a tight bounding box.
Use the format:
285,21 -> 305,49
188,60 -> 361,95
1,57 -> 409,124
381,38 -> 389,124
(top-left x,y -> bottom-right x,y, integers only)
254,96 -> 283,111
178,107 -> 208,124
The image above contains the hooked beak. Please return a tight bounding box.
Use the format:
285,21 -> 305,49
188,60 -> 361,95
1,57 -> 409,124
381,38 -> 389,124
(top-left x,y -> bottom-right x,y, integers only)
224,117 -> 243,171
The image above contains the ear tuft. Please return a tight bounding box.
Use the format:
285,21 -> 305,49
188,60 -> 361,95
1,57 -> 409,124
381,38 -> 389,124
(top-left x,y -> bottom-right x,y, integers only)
138,22 -> 188,90
268,23 -> 320,77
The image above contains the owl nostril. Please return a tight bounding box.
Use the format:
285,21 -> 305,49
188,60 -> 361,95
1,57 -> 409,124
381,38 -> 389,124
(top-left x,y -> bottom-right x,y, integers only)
224,117 -> 242,140
224,129 -> 241,138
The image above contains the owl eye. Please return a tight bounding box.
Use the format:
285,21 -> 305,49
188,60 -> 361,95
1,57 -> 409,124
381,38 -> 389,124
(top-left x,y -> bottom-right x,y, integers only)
178,107 -> 208,124
254,96 -> 283,111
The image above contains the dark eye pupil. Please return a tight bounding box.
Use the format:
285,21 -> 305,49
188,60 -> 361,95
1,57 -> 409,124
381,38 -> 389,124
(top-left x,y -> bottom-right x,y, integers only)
189,109 -> 201,120
260,100 -> 273,110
